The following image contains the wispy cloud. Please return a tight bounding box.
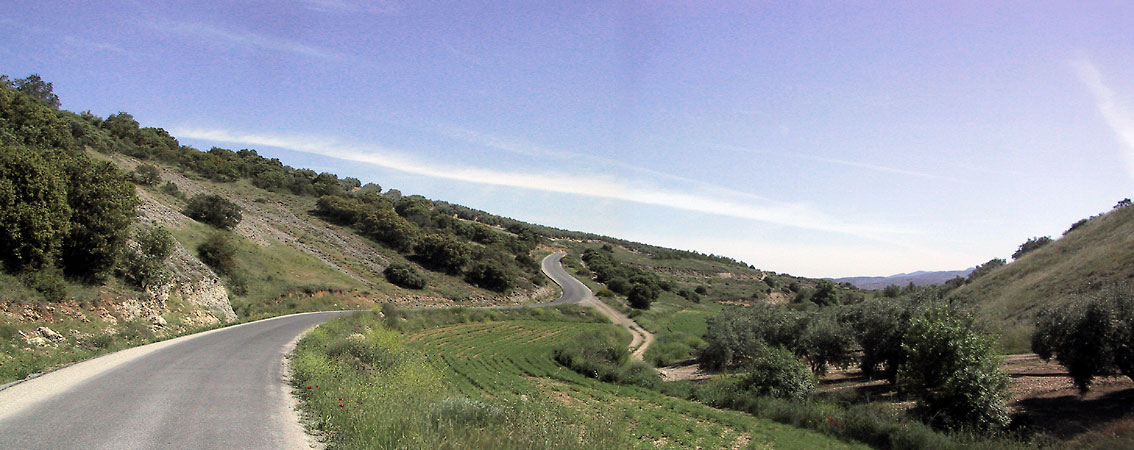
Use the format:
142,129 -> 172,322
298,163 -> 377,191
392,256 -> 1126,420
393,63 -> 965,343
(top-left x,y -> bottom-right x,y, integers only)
797,155 -> 966,183
61,35 -> 136,57
436,125 -> 778,204
172,126 -> 916,239
300,0 -> 401,14
160,21 -> 341,60
1073,59 -> 1134,181
722,144 -> 964,182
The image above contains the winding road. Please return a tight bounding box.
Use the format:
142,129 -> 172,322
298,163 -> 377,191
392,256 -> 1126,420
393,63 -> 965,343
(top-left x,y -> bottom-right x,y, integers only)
529,253 -> 654,358
0,252 -> 651,449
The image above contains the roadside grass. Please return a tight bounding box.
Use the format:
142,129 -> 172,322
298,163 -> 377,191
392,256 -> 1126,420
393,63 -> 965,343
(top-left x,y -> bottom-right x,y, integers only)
292,307 -> 863,449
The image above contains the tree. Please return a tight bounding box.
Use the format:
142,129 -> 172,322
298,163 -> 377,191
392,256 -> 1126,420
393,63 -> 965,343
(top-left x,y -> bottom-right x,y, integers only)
102,112 -> 140,142
898,307 -> 1010,431
1032,286 -> 1134,392
60,156 -> 139,280
800,313 -> 854,375
10,74 -> 61,109
811,279 -> 839,306
848,299 -> 918,382
1012,236 -> 1052,260
739,345 -> 815,401
184,194 -> 242,230
1115,198 -> 1132,209
627,283 -> 655,309
882,284 -> 901,298
0,145 -> 70,271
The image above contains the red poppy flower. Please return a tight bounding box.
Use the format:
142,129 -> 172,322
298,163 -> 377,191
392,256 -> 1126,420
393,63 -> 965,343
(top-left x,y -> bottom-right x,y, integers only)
306,386 -> 313,389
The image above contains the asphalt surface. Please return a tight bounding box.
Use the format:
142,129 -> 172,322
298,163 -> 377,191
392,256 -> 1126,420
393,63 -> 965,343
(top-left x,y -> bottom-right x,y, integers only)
0,253 -> 639,449
0,311 -> 350,449
490,252 -> 592,309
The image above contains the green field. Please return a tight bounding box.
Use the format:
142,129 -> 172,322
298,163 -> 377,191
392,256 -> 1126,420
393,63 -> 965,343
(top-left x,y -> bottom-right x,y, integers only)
291,310 -> 862,449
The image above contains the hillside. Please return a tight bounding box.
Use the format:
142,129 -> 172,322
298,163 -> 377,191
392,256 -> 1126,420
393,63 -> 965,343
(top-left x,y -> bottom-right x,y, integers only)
1,74 -> 798,384
950,202 -> 1134,350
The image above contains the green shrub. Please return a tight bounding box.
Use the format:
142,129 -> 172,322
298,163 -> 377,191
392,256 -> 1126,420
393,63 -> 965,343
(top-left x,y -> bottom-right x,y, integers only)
739,346 -> 815,401
898,307 -> 1010,431
60,155 -> 138,281
184,194 -> 242,230
159,181 -> 184,199
356,207 -> 417,252
552,327 -> 660,388
197,232 -> 237,276
464,261 -> 512,292
19,266 -> 68,302
1032,285 -> 1134,392
133,164 -> 160,185
121,226 -> 174,289
383,262 -> 427,289
413,233 -> 470,275
811,280 -> 839,306
1011,236 -> 1052,260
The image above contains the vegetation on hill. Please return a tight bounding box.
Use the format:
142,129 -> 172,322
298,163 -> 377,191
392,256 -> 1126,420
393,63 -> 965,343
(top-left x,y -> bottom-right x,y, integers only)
949,200 -> 1134,352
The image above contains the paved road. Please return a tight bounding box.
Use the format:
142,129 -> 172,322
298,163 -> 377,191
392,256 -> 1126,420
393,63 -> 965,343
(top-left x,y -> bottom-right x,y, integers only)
529,253 -> 654,359
0,253 -> 651,449
0,311 -> 349,449
490,252 -> 592,309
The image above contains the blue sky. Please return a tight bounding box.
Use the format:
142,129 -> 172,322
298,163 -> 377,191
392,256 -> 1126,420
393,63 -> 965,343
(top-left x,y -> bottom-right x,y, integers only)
3,1 -> 1132,277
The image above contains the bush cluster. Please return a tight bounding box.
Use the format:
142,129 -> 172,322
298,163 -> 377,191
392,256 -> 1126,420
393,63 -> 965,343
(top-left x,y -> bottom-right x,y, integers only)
184,194 -> 242,230
699,297 -> 1012,432
1,79 -> 140,290
552,327 -> 660,388
581,245 -> 662,309
383,263 -> 427,289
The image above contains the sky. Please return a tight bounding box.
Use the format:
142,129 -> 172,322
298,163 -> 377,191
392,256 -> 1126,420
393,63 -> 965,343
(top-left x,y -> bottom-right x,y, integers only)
2,1 -> 1132,278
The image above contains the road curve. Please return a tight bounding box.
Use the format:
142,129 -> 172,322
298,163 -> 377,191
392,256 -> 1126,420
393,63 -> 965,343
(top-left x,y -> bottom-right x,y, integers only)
529,253 -> 654,359
489,252 -> 592,309
0,311 -> 350,450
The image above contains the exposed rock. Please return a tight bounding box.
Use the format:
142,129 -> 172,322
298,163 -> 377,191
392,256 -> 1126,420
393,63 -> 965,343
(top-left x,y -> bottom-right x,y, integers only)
19,330 -> 50,347
145,230 -> 237,323
151,315 -> 167,328
38,326 -> 65,342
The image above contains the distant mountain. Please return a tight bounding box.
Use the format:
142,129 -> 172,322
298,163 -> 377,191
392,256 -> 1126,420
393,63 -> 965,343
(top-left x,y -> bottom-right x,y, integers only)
832,269 -> 974,290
